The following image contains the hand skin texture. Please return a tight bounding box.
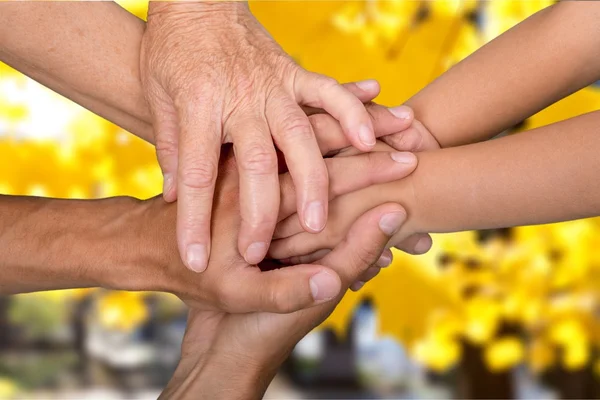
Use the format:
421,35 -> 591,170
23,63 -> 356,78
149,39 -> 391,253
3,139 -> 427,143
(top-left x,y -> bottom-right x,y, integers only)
159,152 -> 406,400
271,110 -> 600,260
142,1 -> 384,273
0,1 -> 430,270
401,1 -> 600,149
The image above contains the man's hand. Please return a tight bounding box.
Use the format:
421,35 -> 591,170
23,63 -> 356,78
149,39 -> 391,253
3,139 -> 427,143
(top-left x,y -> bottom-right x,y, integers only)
141,1 -> 380,272
161,200 -> 406,399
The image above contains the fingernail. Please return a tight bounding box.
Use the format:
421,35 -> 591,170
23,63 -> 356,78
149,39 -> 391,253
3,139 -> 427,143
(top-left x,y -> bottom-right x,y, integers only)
355,79 -> 379,92
350,281 -> 366,292
304,201 -> 325,232
163,173 -> 174,194
186,243 -> 208,273
309,271 -> 339,302
414,237 -> 431,254
379,212 -> 405,236
358,124 -> 376,147
390,152 -> 416,164
377,253 -> 392,268
245,242 -> 268,265
388,105 -> 412,120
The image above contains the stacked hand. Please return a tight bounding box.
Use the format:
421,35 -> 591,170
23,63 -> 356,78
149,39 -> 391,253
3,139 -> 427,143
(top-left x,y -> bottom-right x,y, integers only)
157,148 -> 412,400
142,1 -> 392,272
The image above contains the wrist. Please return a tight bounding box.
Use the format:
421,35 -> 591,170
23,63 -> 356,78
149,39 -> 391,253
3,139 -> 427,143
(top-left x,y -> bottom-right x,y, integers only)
162,350 -> 275,400
148,1 -> 249,24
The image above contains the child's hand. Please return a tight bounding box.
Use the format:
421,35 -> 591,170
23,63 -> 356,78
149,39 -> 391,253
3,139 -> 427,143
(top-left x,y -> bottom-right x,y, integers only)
269,151 -> 420,272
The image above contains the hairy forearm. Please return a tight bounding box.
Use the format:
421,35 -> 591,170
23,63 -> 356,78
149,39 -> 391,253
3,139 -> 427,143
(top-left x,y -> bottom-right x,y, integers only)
0,195 -> 150,294
395,111 -> 600,234
0,2 -> 153,142
406,1 -> 600,148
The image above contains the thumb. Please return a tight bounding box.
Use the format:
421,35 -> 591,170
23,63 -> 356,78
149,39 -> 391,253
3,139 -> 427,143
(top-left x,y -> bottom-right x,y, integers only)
220,263 -> 342,314
320,203 -> 407,287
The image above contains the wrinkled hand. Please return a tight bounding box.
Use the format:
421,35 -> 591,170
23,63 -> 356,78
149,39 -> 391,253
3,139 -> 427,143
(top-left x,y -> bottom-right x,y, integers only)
142,1 -> 381,272
161,198 -> 406,400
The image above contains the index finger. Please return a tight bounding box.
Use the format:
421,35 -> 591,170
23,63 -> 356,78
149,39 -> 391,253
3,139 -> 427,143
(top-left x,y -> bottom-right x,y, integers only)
295,70 -> 376,152
176,99 -> 221,273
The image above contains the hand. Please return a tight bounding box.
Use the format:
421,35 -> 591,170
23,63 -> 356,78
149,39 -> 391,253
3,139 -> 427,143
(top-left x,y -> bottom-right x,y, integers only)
160,200 -> 406,399
141,1 -> 382,272
131,146 -> 417,314
269,155 -> 421,266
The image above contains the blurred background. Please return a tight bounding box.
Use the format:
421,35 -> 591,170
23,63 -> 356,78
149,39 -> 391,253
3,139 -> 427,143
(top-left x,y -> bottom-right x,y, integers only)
1,1 -> 599,398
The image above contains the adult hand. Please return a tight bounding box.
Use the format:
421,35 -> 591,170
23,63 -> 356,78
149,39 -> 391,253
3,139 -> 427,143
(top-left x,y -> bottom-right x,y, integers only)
160,200 -> 406,399
132,146 -> 417,314
141,1 -> 378,272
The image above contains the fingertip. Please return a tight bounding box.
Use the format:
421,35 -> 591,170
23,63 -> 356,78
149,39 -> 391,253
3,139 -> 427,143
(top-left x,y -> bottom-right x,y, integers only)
414,235 -> 433,254
390,151 -> 417,166
354,79 -> 380,96
185,243 -> 208,273
388,105 -> 414,121
244,241 -> 269,265
358,123 -> 376,149
309,269 -> 341,303
303,200 -> 326,233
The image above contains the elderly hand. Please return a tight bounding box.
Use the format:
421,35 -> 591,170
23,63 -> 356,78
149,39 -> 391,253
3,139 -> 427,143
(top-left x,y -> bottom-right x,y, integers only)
141,1 -> 381,272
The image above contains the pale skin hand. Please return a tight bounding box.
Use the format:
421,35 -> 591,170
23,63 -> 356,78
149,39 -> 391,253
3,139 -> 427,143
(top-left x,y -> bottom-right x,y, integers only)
160,190 -> 406,400
270,110 -> 600,260
405,1 -> 600,148
142,1 -> 383,272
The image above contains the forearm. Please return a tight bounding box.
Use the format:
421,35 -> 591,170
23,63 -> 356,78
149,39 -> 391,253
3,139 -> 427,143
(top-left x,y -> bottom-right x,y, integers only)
406,1 -> 600,147
398,111 -> 600,234
0,2 -> 153,142
0,195 -> 149,294
161,352 -> 274,400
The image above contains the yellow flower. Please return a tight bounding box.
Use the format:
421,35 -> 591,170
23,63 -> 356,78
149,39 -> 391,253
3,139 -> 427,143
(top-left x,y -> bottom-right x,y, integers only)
529,339 -> 556,374
0,377 -> 20,399
98,291 -> 149,333
484,336 -> 524,372
464,296 -> 501,345
562,340 -> 590,371
413,335 -> 462,373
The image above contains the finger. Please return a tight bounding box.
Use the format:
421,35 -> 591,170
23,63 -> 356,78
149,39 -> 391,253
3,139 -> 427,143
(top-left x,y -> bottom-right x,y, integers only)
147,87 -> 180,202
266,93 -> 328,233
283,249 -> 332,265
350,266 -> 381,292
389,233 -> 433,255
295,70 -> 376,151
176,101 -> 221,273
310,105 -> 413,156
229,116 -> 279,265
381,120 -> 441,152
302,79 -> 381,116
319,203 -> 407,286
275,151 -> 417,237
220,263 -> 342,313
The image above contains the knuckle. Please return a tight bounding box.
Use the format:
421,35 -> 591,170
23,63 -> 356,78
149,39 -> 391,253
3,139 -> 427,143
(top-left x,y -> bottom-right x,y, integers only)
262,284 -> 289,313
239,145 -> 278,175
353,247 -> 381,273
180,162 -> 217,190
279,115 -> 314,142
308,114 -> 328,134
318,76 -> 339,91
